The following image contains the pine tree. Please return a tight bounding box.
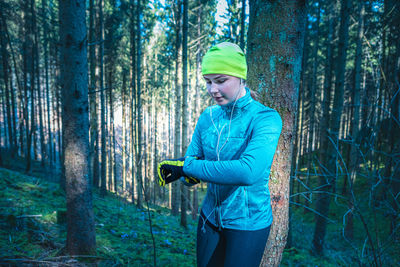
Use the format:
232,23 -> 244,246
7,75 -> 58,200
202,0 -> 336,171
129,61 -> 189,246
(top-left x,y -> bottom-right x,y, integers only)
59,0 -> 96,255
247,1 -> 306,265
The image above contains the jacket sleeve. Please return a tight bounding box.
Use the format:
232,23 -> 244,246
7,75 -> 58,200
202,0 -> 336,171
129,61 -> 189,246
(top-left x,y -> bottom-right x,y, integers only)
183,109 -> 282,186
184,109 -> 205,159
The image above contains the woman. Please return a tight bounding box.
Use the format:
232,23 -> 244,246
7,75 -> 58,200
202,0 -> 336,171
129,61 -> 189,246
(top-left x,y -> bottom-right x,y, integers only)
158,42 -> 282,267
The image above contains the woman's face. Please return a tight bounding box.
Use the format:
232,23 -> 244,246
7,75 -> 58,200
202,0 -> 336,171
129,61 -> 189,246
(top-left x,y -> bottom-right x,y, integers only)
203,74 -> 245,106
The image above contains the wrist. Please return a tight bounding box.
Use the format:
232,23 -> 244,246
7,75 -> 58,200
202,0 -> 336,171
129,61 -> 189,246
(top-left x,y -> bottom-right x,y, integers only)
183,156 -> 196,176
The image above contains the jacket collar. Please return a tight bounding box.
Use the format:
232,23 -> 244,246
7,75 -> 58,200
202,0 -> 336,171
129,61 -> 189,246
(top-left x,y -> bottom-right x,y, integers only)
220,87 -> 253,114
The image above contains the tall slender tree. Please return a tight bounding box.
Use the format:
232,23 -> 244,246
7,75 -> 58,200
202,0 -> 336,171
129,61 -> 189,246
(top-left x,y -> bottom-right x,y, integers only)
305,1 -> 321,196
24,0 -> 34,172
240,0 -> 245,50
59,0 -> 96,255
136,0 -> 143,208
312,0 -> 351,255
122,69 -> 127,193
42,0 -> 53,164
32,0 -> 46,167
0,11 -> 14,156
130,0 -> 137,204
99,0 -> 107,196
89,0 -> 99,188
180,0 -> 189,227
172,0 -> 182,216
345,0 -> 365,240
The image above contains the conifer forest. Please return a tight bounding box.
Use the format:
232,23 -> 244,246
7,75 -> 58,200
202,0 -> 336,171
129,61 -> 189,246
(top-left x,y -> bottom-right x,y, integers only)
0,0 -> 399,266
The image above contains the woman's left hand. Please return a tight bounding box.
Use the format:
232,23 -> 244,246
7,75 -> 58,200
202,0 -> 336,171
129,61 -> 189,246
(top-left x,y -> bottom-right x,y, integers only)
158,157 -> 195,186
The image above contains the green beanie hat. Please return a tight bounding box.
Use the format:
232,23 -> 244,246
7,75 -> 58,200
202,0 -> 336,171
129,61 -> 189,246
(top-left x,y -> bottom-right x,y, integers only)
201,42 -> 247,80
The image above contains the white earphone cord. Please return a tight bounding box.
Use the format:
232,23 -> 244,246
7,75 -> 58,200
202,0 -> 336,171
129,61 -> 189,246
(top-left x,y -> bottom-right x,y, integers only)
201,81 -> 243,233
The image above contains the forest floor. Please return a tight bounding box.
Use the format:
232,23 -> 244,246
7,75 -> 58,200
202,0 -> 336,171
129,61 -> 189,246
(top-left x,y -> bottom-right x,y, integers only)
0,167 -> 398,266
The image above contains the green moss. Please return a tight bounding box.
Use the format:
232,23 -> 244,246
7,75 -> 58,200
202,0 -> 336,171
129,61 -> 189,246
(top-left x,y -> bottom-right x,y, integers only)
3,163 -> 397,266
270,170 -> 279,184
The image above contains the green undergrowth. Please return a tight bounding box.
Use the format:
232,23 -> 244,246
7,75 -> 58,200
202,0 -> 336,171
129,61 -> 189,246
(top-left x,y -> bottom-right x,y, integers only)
2,166 -> 397,266
290,165 -> 400,266
0,167 -> 197,266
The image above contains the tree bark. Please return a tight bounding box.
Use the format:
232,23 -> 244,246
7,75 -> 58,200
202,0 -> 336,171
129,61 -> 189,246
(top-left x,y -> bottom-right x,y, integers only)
130,0 -> 137,204
344,0 -> 365,240
99,0 -> 107,196
42,0 -> 53,164
24,0 -> 34,172
312,0 -> 351,255
136,0 -> 143,208
33,0 -> 46,167
247,1 -> 306,266
0,14 -> 14,155
305,1 -> 321,203
122,69 -> 127,194
107,70 -> 116,193
180,0 -> 189,228
89,0 -> 99,188
172,0 -> 182,216
59,0 -> 96,255
240,0 -> 245,50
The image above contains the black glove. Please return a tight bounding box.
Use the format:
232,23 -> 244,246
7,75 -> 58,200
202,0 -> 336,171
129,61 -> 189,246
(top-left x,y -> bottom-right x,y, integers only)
158,157 -> 186,186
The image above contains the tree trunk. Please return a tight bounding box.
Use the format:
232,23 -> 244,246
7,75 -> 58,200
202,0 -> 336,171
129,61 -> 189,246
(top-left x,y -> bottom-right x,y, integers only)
312,0 -> 351,255
59,0 -> 96,255
30,0 -> 38,163
99,0 -> 107,196
344,0 -> 365,240
300,1 -> 311,212
318,0 -> 336,185
153,91 -> 159,204
240,0 -> 245,50
1,12 -> 20,155
136,0 -> 143,208
130,0 -> 137,204
33,0 -> 46,167
180,0 -> 189,228
108,70 -> 116,193
89,0 -> 99,188
0,15 -> 14,155
306,1 -> 321,203
42,0 -> 53,165
122,69 -> 127,194
296,77 -> 305,205
247,1 -> 306,266
24,0 -> 34,172
192,0 -> 202,220
172,0 -> 182,216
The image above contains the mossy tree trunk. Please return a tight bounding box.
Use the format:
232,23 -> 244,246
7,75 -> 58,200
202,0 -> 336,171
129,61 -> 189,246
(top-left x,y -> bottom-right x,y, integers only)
247,1 -> 306,266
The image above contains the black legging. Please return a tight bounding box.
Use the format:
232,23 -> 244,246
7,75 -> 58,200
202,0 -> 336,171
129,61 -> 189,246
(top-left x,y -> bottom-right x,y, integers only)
196,212 -> 271,267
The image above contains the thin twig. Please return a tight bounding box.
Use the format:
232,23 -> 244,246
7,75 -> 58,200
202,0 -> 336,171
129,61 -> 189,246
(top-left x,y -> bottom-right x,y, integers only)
289,200 -> 336,223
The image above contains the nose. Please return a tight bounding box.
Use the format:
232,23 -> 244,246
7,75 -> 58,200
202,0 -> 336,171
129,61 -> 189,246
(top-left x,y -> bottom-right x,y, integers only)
209,82 -> 218,94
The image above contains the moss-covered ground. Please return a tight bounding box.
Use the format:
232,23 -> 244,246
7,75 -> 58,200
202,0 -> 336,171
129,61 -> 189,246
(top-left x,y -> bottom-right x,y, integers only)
0,168 -> 196,266
0,167 -> 398,266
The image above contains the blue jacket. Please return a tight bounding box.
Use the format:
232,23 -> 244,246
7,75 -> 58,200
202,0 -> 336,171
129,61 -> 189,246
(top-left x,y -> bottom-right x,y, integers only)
183,89 -> 282,230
